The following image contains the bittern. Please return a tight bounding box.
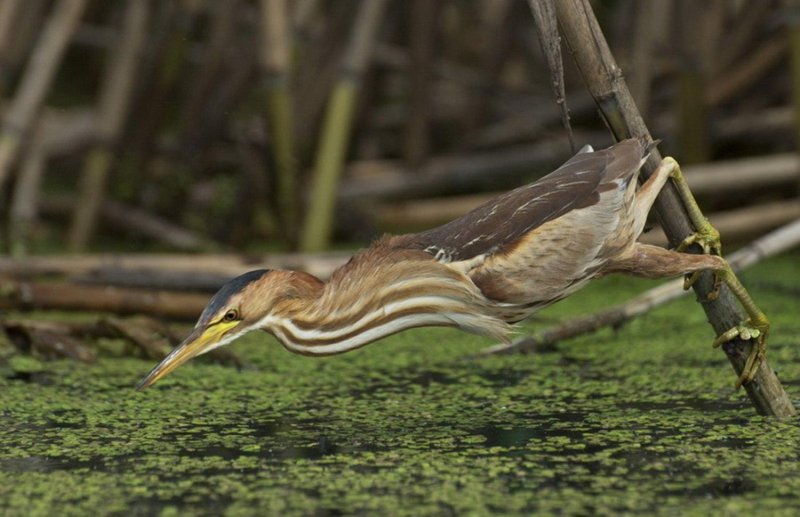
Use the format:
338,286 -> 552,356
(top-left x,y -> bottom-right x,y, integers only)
137,139 -> 768,390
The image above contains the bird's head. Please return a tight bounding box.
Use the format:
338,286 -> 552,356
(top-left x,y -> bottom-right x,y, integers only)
136,268 -> 321,390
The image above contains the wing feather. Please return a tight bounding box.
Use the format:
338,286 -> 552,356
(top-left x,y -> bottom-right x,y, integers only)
392,139 -> 647,262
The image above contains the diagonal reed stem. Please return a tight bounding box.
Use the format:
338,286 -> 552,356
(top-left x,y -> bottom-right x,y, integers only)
543,0 -> 796,418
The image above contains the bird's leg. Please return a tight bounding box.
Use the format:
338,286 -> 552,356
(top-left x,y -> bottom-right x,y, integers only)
607,241 -> 768,387
660,157 -> 723,294
708,266 -> 769,387
659,157 -> 768,385
704,267 -> 769,388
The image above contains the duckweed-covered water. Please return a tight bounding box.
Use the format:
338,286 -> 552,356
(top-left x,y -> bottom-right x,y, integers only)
2,253 -> 799,515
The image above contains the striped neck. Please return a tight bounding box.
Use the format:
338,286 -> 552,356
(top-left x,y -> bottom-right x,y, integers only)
258,260 -> 511,356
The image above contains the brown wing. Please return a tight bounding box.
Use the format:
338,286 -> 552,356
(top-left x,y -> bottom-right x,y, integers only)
391,139 -> 647,262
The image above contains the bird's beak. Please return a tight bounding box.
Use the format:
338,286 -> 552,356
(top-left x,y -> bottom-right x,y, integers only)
136,321 -> 237,390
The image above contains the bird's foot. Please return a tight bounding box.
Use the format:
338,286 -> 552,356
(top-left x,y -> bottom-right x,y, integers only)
678,219 -> 723,299
663,156 -> 769,388
675,219 -> 721,256
713,316 -> 769,389
708,264 -> 770,388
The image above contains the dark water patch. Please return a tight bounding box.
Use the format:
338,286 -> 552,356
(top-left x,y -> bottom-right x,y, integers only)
470,409 -> 590,450
615,399 -> 689,411
471,424 -> 543,448
407,369 -> 458,388
4,370 -> 53,385
704,437 -> 754,449
662,475 -> 758,499
127,491 -> 238,516
0,455 -> 97,473
703,476 -> 758,496
44,409 -> 88,429
475,367 -> 531,388
616,398 -> 749,413
247,417 -> 291,439
345,367 -> 461,398
312,435 -> 340,457
678,397 -> 750,413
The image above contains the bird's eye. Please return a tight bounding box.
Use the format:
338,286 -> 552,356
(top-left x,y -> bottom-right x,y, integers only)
223,309 -> 239,322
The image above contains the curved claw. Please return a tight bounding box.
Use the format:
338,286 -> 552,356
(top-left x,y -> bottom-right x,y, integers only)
736,343 -> 766,389
676,224 -> 721,256
678,222 -> 722,299
666,157 -> 769,389
682,271 -> 721,298
712,318 -> 769,388
683,271 -> 700,291
707,277 -> 722,300
713,324 -> 761,347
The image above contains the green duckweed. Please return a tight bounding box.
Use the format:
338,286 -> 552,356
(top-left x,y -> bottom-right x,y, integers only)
1,253 -> 799,515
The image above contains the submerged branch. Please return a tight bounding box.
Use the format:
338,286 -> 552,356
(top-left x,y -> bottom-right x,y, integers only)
0,280 -> 209,321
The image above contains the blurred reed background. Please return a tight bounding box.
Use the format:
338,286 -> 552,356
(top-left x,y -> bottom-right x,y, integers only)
0,0 -> 798,258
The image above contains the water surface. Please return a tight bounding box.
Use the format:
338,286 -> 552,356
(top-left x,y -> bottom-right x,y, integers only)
2,254 -> 799,515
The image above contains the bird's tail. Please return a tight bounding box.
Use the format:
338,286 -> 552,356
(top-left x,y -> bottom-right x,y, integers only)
445,311 -> 514,344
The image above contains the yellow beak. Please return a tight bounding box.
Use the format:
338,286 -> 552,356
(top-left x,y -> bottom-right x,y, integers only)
136,321 -> 237,390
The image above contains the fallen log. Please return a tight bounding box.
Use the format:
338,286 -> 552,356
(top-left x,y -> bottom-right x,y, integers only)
1,316 -> 243,366
369,153 -> 799,230
42,194 -> 213,252
465,95 -> 597,150
0,281 -> 208,321
376,185 -> 800,239
707,34 -> 786,107
681,153 -> 799,194
339,134 -> 591,202
640,199 -> 800,247
0,251 -> 350,283
2,319 -> 96,362
74,268 -> 237,292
